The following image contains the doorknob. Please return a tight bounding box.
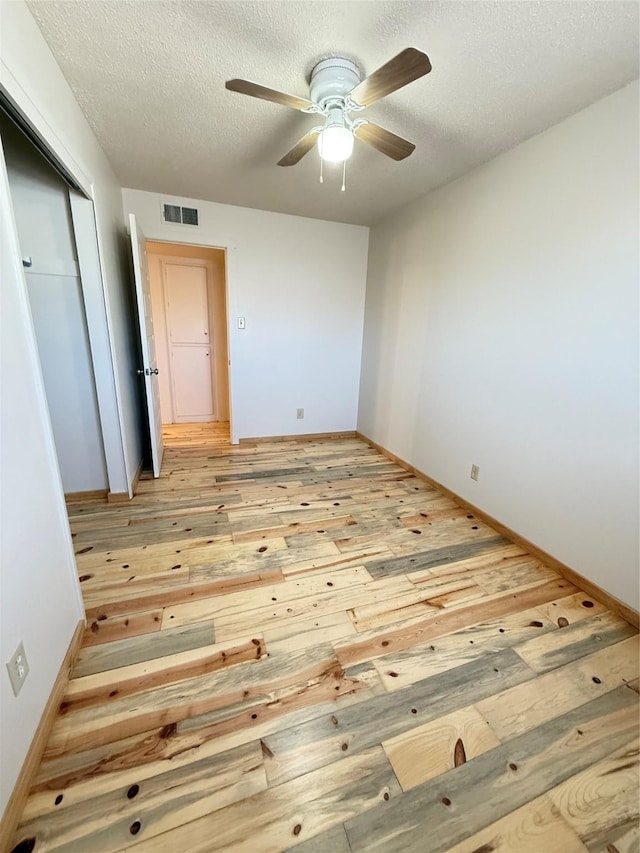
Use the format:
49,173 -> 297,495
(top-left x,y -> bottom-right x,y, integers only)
150,368 -> 159,375
138,368 -> 159,376
137,369 -> 145,376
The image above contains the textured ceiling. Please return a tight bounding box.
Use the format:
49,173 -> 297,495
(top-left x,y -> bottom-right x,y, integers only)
28,1 -> 639,225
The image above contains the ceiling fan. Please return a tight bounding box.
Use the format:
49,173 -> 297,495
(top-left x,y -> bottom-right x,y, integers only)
225,48 -> 431,183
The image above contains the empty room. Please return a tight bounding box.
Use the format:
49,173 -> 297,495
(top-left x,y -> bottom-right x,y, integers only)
0,1 -> 638,852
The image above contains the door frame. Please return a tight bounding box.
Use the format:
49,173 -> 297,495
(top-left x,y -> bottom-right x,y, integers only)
146,240 -> 232,436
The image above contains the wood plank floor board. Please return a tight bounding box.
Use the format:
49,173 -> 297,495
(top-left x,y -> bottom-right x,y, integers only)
12,741 -> 266,853
43,644 -> 345,758
211,574 -> 416,643
232,513 -> 357,542
27,657 -> 386,818
265,610 -> 357,653
126,746 -> 401,853
333,577 -> 578,668
72,514 -> 233,550
372,609 -> 638,696
73,533 -> 234,568
284,822 -> 352,852
547,736 -> 639,852
333,522 -> 501,559
370,605 -> 557,692
71,620 -> 217,678
382,703 -> 502,791
187,539 -> 342,583
278,545 -> 394,579
15,424 -> 638,853
259,648 -> 534,787
476,635 -> 639,740
514,610 -> 637,674
79,569 -> 192,608
160,564 -> 373,629
439,793 -> 589,853
407,555 -> 542,595
343,686 -> 638,853
62,634 -> 267,714
536,591 -> 609,625
347,576 -> 487,633
365,535 -> 511,578
466,559 -> 560,595
82,568 -> 284,619
81,609 -> 162,647
273,490 -> 411,522
75,539 -> 288,583
404,543 -> 529,582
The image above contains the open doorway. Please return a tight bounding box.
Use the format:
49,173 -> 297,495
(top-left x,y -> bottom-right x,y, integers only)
146,241 -> 230,441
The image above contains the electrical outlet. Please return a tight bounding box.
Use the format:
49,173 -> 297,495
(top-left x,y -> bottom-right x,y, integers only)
297,408 -> 304,419
6,641 -> 29,696
470,464 -> 480,481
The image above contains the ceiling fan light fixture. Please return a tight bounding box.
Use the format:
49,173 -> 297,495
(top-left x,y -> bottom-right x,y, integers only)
317,125 -> 354,163
226,48 -> 431,171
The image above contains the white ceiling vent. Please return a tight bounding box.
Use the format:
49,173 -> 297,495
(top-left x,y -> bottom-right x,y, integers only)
162,203 -> 199,227
181,206 -> 199,226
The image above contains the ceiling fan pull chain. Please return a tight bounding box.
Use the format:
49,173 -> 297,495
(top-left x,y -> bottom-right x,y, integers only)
319,155 -> 324,184
341,159 -> 346,192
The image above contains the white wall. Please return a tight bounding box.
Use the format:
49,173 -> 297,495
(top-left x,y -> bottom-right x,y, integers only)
0,0 -> 144,822
0,141 -> 84,817
358,81 -> 639,611
123,189 -> 370,442
0,0 -> 143,495
1,115 -> 108,493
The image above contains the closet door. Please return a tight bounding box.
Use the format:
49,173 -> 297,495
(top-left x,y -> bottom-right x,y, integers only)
164,262 -> 214,422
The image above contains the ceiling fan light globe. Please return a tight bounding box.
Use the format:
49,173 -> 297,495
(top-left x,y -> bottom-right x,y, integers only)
318,126 -> 354,163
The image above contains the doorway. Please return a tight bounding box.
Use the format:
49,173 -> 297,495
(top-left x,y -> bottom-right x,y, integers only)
146,242 -> 230,437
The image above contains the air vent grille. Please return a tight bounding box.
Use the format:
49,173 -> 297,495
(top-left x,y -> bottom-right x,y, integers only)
163,204 -> 182,223
162,203 -> 199,226
181,206 -> 199,226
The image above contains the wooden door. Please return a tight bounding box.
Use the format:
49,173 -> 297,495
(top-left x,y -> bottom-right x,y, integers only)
164,262 -> 214,422
129,213 -> 164,477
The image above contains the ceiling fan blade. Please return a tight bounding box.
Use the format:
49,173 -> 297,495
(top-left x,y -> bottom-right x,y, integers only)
277,130 -> 319,166
225,79 -> 314,111
347,48 -> 431,108
355,122 -> 415,161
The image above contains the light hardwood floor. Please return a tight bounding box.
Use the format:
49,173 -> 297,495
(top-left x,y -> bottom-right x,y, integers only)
11,424 -> 639,852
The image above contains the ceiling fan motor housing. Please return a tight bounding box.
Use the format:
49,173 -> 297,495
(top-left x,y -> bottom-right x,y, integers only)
310,58 -> 361,106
